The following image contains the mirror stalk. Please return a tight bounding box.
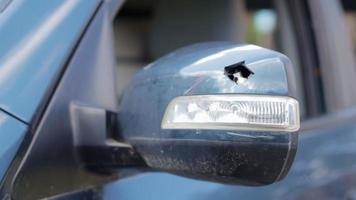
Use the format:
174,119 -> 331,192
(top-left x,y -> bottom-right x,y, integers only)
70,103 -> 145,172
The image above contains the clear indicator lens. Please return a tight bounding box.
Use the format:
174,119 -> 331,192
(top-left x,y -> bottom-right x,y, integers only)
162,95 -> 300,132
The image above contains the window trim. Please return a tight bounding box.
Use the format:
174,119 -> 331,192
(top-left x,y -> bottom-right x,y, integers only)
287,0 -> 326,118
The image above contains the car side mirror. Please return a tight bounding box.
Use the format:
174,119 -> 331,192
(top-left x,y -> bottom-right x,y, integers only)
118,42 -> 300,185
7,42 -> 300,200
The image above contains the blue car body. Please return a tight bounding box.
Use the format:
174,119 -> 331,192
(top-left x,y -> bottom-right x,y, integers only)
0,0 -> 100,184
1,0 -> 356,199
0,0 -> 99,122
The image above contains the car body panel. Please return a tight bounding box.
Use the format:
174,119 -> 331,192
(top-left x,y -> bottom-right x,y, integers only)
0,0 -> 100,122
0,0 -> 354,199
0,111 -> 26,182
3,2 -> 122,198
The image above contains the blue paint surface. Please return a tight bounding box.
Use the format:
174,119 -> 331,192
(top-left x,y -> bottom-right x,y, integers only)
0,0 -> 100,122
0,111 -> 26,182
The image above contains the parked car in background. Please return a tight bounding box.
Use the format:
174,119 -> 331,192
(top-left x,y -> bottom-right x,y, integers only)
1,0 -> 356,199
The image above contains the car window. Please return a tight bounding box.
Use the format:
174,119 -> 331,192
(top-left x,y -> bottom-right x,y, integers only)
113,0 -> 321,120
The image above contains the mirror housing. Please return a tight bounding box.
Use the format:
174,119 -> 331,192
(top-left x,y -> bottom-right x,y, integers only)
5,42 -> 300,200
118,42 -> 299,185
